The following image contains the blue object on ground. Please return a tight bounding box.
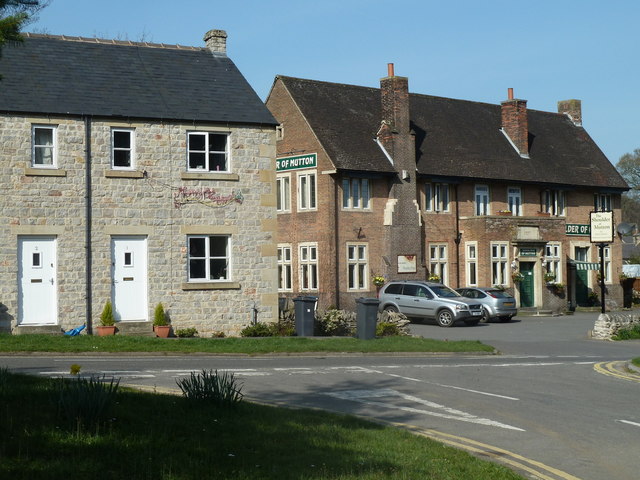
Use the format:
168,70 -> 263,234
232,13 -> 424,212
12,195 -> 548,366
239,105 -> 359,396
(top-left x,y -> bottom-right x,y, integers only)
64,324 -> 86,336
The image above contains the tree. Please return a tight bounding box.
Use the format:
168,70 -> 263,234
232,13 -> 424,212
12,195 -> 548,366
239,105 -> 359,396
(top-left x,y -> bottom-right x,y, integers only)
616,149 -> 640,226
0,0 -> 45,49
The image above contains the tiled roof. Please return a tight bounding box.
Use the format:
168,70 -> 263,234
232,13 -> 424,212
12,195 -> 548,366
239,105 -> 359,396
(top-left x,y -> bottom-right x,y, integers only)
0,34 -> 277,125
276,76 -> 628,189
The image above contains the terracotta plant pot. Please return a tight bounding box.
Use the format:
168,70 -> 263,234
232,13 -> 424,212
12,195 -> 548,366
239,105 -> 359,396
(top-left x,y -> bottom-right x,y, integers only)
154,325 -> 171,338
96,325 -> 116,336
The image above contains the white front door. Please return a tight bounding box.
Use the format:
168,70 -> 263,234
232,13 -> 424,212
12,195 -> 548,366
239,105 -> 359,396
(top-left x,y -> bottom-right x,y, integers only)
111,236 -> 148,322
18,236 -> 58,325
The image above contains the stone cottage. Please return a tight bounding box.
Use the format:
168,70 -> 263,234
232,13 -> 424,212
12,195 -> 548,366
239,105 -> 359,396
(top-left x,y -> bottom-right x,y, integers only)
0,30 -> 278,336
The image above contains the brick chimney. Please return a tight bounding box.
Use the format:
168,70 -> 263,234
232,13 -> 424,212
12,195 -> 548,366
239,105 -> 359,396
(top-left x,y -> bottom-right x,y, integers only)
203,29 -> 227,55
501,88 -> 529,157
377,64 -> 426,281
558,99 -> 582,126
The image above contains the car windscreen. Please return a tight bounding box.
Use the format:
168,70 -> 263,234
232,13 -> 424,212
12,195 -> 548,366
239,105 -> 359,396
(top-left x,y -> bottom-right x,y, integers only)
486,290 -> 513,298
430,285 -> 461,297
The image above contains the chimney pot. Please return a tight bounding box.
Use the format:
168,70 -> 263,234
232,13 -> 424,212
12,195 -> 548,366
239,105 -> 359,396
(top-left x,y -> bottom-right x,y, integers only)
508,88 -> 514,100
203,29 -> 227,55
387,63 -> 395,77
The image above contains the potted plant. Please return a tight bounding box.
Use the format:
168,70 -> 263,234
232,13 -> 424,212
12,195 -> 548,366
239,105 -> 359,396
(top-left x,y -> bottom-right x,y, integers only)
153,302 -> 171,338
512,271 -> 524,283
544,272 -> 557,284
97,300 -> 116,336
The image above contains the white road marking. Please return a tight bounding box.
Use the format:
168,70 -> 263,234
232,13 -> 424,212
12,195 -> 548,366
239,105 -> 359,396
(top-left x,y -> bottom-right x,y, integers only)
618,420 -> 640,428
325,389 -> 524,431
383,373 -> 520,401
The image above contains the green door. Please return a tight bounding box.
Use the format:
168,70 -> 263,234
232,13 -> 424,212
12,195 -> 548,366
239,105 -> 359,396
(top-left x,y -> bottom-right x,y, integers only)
574,247 -> 590,306
519,262 -> 535,308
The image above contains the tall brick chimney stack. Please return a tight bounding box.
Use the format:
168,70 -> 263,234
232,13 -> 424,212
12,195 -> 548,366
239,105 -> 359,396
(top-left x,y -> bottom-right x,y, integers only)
378,64 -> 426,281
203,29 -> 227,55
558,99 -> 582,126
501,88 -> 529,157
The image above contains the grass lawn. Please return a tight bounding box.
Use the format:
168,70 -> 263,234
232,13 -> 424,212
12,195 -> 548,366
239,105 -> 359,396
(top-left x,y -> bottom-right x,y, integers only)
0,371 -> 524,480
633,357 -> 640,367
0,334 -> 495,355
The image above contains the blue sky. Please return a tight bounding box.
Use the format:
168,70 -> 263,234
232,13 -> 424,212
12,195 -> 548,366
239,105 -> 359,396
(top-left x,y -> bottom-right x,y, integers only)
28,0 -> 639,167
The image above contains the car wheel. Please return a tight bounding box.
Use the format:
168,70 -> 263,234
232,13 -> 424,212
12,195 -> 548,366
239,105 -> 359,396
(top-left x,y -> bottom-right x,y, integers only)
384,305 -> 399,313
481,308 -> 490,323
499,316 -> 512,323
464,319 -> 480,326
436,309 -> 454,327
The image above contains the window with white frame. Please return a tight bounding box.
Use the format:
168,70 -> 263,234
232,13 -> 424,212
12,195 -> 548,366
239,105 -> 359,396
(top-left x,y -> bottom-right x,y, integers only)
475,184 -> 490,215
545,243 -> 562,282
276,174 -> 291,213
111,128 -> 134,169
342,178 -> 371,209
297,171 -> 317,211
425,182 -> 450,212
299,243 -> 318,290
542,189 -> 566,216
277,245 -> 292,291
598,246 -> 612,283
187,132 -> 229,172
491,242 -> 509,286
187,235 -> 230,281
507,187 -> 522,216
429,244 -> 448,284
594,193 -> 612,212
466,242 -> 478,286
347,243 -> 368,290
32,125 -> 57,167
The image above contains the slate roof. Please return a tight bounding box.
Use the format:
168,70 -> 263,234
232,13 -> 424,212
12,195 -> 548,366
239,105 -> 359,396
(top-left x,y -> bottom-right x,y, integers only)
0,34 -> 277,126
275,76 -> 628,190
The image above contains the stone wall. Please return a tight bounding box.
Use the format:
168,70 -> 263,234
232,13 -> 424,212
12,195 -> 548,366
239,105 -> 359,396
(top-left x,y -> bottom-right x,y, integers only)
0,114 -> 277,336
592,313 -> 640,340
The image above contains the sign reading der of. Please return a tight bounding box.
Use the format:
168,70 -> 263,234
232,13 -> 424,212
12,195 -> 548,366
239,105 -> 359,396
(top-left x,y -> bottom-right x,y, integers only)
566,224 -> 590,236
276,153 -> 317,172
590,211 -> 614,243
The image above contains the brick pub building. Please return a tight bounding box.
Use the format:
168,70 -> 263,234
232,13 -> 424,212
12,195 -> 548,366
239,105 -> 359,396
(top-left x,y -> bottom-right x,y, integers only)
266,65 -> 628,314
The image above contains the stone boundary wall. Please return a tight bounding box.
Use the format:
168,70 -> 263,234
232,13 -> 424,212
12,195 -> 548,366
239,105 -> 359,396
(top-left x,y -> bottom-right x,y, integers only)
592,313 -> 640,340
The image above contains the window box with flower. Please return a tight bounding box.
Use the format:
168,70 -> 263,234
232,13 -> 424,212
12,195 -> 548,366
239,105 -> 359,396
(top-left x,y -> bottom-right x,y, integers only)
544,272 -> 556,284
428,274 -> 441,282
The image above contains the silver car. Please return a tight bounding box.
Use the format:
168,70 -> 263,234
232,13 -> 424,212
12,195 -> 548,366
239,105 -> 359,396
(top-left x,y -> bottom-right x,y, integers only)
377,280 -> 483,327
455,287 -> 517,323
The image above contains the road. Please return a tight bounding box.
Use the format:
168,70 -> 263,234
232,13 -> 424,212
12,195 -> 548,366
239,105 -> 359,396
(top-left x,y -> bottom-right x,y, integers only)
2,311 -> 639,480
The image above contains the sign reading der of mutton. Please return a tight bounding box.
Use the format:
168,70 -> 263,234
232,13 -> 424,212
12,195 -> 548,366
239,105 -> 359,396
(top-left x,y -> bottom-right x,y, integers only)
276,153 -> 317,172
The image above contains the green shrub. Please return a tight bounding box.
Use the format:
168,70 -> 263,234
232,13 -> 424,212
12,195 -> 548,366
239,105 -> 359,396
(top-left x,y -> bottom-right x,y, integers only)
100,300 -> 115,326
376,322 -> 401,337
153,302 -> 167,327
176,369 -> 243,408
612,323 -> 640,340
175,327 -> 198,338
316,308 -> 355,336
52,375 -> 120,435
240,322 -> 273,337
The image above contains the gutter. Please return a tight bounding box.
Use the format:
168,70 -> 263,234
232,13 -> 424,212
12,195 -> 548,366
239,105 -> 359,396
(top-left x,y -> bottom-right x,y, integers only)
84,116 -> 93,334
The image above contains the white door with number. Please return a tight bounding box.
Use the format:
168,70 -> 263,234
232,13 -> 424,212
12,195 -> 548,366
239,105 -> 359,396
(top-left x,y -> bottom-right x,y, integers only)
111,236 -> 148,322
18,236 -> 57,325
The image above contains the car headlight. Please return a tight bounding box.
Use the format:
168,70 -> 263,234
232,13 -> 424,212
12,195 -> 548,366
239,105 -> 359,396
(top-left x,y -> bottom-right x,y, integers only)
454,304 -> 468,311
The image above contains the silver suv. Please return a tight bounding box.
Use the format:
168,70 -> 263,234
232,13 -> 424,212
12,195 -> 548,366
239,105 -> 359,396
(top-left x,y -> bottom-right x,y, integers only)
377,280 -> 483,327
